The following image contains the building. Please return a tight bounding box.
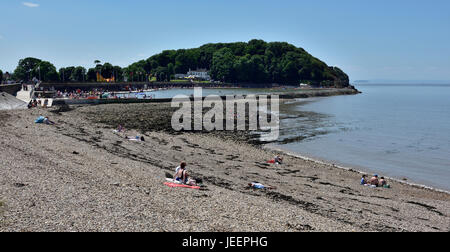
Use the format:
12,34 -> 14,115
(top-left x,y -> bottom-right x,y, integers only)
187,68 -> 211,81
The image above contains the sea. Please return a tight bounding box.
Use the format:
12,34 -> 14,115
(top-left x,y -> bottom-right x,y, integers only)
272,84 -> 450,191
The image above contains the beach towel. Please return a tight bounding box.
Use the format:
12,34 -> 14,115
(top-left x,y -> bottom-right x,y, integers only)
164,182 -> 200,189
267,159 -> 275,164
35,116 -> 45,123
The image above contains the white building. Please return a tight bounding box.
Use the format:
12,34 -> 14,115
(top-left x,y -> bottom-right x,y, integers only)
187,68 -> 211,81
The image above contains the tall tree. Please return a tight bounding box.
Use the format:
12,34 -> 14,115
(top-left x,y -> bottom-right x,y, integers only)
87,68 -> 97,82
101,63 -> 114,79
59,67 -> 75,82
210,48 -> 236,82
0,70 -> 3,83
113,66 -> 123,82
13,57 -> 42,82
70,66 -> 87,82
34,61 -> 59,82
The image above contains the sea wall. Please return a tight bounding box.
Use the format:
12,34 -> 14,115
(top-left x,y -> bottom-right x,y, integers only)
0,83 -> 22,96
52,87 -> 360,106
39,82 -> 240,91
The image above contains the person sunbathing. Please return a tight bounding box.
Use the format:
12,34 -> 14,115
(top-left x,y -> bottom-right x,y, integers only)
369,174 -> 379,187
274,155 -> 283,165
43,116 -> 55,125
379,177 -> 390,188
248,182 -> 276,190
360,175 -> 368,185
174,162 -> 196,185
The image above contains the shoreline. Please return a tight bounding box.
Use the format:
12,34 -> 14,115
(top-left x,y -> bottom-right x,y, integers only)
263,144 -> 450,195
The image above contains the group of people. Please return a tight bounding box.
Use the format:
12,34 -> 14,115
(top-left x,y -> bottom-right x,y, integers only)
54,89 -> 106,99
172,161 -> 280,190
27,98 -> 51,109
361,174 -> 390,188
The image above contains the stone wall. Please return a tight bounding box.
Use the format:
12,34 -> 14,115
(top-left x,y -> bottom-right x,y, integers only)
0,83 -> 21,96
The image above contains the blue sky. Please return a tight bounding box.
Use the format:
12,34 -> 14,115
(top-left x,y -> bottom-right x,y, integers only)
0,0 -> 449,82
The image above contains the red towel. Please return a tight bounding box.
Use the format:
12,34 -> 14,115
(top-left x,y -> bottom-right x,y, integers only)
267,160 -> 275,164
164,182 -> 200,189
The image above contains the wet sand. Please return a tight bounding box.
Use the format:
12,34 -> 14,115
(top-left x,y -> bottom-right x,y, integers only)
0,103 -> 449,232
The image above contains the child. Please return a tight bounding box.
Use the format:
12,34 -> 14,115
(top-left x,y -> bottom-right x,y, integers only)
360,175 -> 367,185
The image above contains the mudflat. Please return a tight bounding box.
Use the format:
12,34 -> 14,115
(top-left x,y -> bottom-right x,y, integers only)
0,103 -> 449,232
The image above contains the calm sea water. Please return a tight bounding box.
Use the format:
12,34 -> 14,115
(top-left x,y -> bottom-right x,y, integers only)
273,84 -> 450,191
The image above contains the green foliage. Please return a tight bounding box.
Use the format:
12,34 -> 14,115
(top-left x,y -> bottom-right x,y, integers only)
59,66 -> 75,82
113,66 -> 123,81
87,68 -> 97,82
0,70 -> 3,82
36,61 -> 59,82
13,57 -> 42,82
13,57 -> 59,82
128,39 -> 349,86
10,40 -> 349,86
71,66 -> 87,82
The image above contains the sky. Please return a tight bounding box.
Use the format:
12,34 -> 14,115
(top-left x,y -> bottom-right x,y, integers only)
0,0 -> 449,82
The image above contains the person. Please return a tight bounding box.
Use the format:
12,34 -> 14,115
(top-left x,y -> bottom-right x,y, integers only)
174,162 -> 196,185
369,174 -> 379,187
116,125 -> 124,132
379,177 -> 390,188
248,182 -> 276,190
43,116 -> 55,125
43,99 -> 49,108
27,100 -> 33,109
360,175 -> 367,185
274,155 -> 283,165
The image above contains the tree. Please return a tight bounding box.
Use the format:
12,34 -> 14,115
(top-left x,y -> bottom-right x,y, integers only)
87,68 -> 97,82
167,63 -> 175,80
113,66 -> 123,82
101,63 -> 114,79
13,57 -> 42,82
210,48 -> 236,82
59,67 -> 75,82
35,61 -> 59,82
70,66 -> 87,82
0,70 -> 3,83
153,66 -> 168,82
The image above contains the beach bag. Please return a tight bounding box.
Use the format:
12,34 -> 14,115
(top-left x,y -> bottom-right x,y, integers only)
35,116 -> 45,123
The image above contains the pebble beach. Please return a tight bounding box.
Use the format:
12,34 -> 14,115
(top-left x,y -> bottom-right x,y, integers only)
0,103 -> 449,232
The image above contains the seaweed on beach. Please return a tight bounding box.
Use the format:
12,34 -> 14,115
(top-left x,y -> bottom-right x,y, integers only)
79,102 -> 265,145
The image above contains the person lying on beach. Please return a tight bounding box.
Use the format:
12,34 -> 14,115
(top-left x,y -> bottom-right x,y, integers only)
125,136 -> 145,141
43,116 -> 55,125
248,182 -> 277,190
274,155 -> 283,165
